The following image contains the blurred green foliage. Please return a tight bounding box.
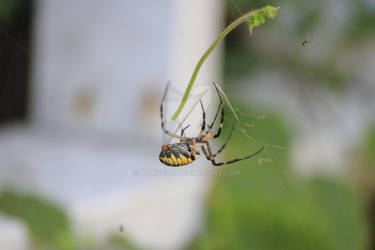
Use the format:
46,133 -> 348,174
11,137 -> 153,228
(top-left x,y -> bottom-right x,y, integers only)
224,0 -> 375,91
188,104 -> 369,250
0,190 -> 144,250
362,126 -> 375,167
108,234 -> 144,250
0,0 -> 19,24
347,1 -> 375,39
0,190 -> 75,249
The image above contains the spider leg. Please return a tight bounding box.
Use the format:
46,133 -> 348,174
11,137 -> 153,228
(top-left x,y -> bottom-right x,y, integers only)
198,100 -> 206,140
199,82 -> 231,156
181,124 -> 191,137
191,138 -> 198,160
160,82 -> 188,141
202,104 -> 224,142
204,141 -> 264,166
200,83 -> 225,142
208,82 -> 223,130
206,118 -> 235,157
200,145 -> 211,160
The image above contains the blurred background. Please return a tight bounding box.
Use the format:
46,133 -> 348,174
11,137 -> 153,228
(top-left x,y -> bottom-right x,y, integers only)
0,0 -> 375,249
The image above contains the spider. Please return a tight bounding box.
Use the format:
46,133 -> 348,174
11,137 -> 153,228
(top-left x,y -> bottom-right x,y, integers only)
159,82 -> 264,166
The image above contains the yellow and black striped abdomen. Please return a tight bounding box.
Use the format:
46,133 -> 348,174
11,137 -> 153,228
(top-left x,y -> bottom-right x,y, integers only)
159,142 -> 199,167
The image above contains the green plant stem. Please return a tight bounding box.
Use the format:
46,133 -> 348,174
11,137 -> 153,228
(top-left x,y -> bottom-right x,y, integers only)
172,9 -> 263,121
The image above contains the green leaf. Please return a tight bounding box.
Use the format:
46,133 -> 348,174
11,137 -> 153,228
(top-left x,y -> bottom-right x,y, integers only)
0,190 -> 75,250
248,5 -> 279,36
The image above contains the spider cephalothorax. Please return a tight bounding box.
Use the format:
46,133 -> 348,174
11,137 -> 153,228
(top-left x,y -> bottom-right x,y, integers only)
159,82 -> 264,167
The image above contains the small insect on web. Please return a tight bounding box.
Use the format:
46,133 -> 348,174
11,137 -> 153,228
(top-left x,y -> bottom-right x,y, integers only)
301,39 -> 311,47
159,82 -> 264,167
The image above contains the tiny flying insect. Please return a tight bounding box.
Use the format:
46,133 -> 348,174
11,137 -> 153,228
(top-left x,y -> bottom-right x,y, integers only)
302,39 -> 310,47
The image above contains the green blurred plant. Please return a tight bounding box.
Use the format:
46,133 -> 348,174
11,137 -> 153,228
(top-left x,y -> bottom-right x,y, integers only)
0,0 -> 20,24
0,190 -> 75,250
352,125 -> 375,192
0,189 -> 146,250
347,0 -> 375,40
108,234 -> 144,250
188,104 -> 369,250
362,126 -> 375,166
224,0 -> 375,91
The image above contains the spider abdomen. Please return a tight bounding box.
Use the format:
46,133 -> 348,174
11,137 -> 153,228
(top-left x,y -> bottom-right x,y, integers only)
159,142 -> 199,166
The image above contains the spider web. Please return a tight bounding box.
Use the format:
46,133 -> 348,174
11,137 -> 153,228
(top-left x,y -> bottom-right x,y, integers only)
219,0 -> 324,170
161,81 -> 287,169
161,0 -> 306,169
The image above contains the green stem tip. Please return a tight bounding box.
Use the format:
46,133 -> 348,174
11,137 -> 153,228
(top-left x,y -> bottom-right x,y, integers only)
171,5 -> 279,121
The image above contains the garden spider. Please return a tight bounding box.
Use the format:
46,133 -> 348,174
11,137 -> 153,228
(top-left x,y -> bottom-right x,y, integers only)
159,82 -> 264,166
